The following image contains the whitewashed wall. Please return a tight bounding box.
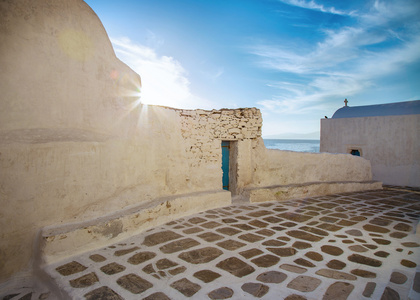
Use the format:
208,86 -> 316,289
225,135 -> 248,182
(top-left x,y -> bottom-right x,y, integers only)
320,115 -> 420,187
242,138 -> 380,202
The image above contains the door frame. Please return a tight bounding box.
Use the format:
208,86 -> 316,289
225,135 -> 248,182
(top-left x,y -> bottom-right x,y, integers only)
221,140 -> 238,193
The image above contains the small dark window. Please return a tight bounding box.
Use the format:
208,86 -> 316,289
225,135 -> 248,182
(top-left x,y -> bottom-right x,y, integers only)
350,149 -> 360,156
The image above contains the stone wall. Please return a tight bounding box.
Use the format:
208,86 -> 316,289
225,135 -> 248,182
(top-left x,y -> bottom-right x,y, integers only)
179,108 -> 262,166
177,108 -> 262,195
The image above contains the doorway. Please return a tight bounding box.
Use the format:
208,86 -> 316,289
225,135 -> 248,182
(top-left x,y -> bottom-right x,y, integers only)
221,141 -> 238,193
222,141 -> 230,190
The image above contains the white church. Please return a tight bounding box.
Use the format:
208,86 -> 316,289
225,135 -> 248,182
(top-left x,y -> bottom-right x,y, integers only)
321,99 -> 420,187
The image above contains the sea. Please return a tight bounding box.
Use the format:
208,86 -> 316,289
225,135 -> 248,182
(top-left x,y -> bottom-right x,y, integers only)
263,139 -> 320,153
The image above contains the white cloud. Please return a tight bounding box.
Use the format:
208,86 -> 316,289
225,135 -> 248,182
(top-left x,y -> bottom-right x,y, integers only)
257,76 -> 363,115
251,25 -> 389,74
253,0 -> 420,117
278,0 -> 356,16
363,0 -> 420,27
111,37 -> 215,109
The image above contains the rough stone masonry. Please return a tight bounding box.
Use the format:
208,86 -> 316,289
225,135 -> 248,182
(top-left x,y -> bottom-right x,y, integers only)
178,108 -> 262,167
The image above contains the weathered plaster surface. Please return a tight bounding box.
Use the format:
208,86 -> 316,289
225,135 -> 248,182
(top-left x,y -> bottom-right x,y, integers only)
0,0 -> 230,281
245,181 -> 382,203
40,190 -> 231,265
36,107 -> 262,272
242,138 -> 380,202
252,138 -> 372,186
320,115 -> 420,187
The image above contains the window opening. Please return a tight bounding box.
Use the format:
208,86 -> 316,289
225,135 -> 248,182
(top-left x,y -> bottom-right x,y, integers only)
350,149 -> 361,156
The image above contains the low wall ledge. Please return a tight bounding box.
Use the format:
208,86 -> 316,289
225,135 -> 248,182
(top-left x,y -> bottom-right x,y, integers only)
41,189 -> 230,237
38,189 -> 231,265
244,180 -> 382,191
0,128 -> 113,144
244,180 -> 383,203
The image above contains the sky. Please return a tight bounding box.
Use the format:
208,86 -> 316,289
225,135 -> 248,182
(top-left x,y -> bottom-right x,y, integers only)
85,0 -> 420,138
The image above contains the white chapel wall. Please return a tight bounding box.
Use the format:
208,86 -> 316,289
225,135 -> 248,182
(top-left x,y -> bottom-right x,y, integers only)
320,115 -> 420,187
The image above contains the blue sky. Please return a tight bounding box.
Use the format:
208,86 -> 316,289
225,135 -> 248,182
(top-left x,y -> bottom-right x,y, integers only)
85,0 -> 420,138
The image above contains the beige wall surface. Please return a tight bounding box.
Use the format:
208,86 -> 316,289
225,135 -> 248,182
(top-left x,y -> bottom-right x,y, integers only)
0,0 -> 224,281
240,138 -> 379,203
233,137 -> 379,203
320,115 -> 420,187
249,137 -> 373,187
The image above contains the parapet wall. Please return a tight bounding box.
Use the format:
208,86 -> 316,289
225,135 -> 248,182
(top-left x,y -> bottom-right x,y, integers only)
252,138 -> 373,185
243,137 -> 382,202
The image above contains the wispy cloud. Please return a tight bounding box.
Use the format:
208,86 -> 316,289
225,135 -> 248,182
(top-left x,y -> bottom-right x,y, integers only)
258,73 -> 367,115
111,37 -> 215,109
278,0 -> 356,16
363,0 -> 420,27
252,0 -> 420,115
250,26 -> 388,74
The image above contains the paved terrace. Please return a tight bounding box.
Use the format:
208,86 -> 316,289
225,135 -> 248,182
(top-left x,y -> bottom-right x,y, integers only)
2,187 -> 420,300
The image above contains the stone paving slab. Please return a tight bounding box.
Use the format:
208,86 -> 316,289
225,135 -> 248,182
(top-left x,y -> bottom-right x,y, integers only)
2,188 -> 420,299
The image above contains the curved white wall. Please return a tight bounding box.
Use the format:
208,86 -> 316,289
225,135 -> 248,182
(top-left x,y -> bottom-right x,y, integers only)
0,0 -> 221,281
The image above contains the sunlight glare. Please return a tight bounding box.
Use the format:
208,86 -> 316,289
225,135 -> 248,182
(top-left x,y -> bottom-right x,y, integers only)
109,68 -> 144,128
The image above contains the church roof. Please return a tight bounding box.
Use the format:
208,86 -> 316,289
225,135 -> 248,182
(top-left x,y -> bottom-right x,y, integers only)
331,100 -> 420,119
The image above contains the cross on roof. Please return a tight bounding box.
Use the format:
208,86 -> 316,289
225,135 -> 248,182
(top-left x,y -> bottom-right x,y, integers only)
344,99 -> 348,107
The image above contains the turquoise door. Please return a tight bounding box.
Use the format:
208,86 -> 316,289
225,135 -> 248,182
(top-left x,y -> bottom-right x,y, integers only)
222,141 -> 230,190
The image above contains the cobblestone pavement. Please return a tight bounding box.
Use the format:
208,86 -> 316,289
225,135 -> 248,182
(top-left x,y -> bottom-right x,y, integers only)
3,187 -> 420,299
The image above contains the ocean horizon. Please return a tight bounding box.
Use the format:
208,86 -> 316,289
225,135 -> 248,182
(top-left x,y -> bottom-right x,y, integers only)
263,139 -> 320,153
